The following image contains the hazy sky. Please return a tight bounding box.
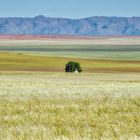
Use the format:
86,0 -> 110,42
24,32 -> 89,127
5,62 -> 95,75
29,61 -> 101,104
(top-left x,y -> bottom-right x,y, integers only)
0,0 -> 140,18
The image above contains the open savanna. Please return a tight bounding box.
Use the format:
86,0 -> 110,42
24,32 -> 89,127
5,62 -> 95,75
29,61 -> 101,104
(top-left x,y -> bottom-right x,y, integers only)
0,36 -> 140,140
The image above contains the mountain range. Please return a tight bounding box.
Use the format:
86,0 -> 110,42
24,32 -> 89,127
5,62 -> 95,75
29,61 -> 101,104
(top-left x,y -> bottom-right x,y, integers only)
0,15 -> 140,36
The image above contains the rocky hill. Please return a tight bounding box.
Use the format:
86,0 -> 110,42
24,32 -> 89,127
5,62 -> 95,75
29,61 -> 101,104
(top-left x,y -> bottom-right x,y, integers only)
0,15 -> 140,36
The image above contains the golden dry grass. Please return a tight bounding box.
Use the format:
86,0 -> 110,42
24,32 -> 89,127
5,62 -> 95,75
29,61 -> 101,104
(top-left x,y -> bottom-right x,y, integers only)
0,73 -> 140,140
0,52 -> 140,72
0,97 -> 140,140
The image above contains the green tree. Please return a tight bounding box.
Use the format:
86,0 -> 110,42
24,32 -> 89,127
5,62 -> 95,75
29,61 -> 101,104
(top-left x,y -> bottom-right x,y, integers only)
65,61 -> 82,73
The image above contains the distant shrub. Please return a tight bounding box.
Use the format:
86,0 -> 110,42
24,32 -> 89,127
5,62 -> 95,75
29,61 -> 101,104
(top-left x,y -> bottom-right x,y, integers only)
65,61 -> 82,73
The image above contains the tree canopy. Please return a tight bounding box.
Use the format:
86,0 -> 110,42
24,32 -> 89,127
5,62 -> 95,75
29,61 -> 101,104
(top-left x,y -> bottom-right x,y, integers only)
65,61 -> 82,73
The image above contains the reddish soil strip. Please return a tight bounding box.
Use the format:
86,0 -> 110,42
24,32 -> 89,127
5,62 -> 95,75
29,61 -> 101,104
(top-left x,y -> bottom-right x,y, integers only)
0,35 -> 140,40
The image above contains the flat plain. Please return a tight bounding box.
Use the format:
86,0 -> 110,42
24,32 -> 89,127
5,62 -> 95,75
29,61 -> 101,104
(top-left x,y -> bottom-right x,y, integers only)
0,36 -> 140,140
0,36 -> 140,73
0,36 -> 140,60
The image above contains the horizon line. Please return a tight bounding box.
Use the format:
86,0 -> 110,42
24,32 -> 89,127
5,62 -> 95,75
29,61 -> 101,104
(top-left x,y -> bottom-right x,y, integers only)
0,15 -> 140,19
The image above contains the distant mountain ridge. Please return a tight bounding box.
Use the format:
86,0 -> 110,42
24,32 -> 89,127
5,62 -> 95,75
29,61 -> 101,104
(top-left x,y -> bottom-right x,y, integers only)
0,15 -> 140,36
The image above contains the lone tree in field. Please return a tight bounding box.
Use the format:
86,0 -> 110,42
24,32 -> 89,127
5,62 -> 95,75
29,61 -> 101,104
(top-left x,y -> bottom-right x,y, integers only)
65,61 -> 82,73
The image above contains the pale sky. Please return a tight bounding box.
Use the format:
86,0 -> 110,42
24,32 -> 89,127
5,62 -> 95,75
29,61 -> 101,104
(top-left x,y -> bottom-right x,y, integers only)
0,0 -> 140,18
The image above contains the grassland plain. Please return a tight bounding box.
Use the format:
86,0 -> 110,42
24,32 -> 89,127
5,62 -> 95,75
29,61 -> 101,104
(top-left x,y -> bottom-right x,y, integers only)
0,37 -> 140,60
0,72 -> 140,140
0,37 -> 140,72
0,37 -> 140,140
0,45 -> 140,60
0,52 -> 140,73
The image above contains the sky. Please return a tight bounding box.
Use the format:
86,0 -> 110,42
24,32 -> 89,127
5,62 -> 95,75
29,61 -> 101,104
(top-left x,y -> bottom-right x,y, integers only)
0,0 -> 140,18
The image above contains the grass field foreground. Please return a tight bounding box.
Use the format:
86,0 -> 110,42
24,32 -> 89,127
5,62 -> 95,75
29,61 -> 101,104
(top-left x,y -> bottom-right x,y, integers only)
0,73 -> 140,140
